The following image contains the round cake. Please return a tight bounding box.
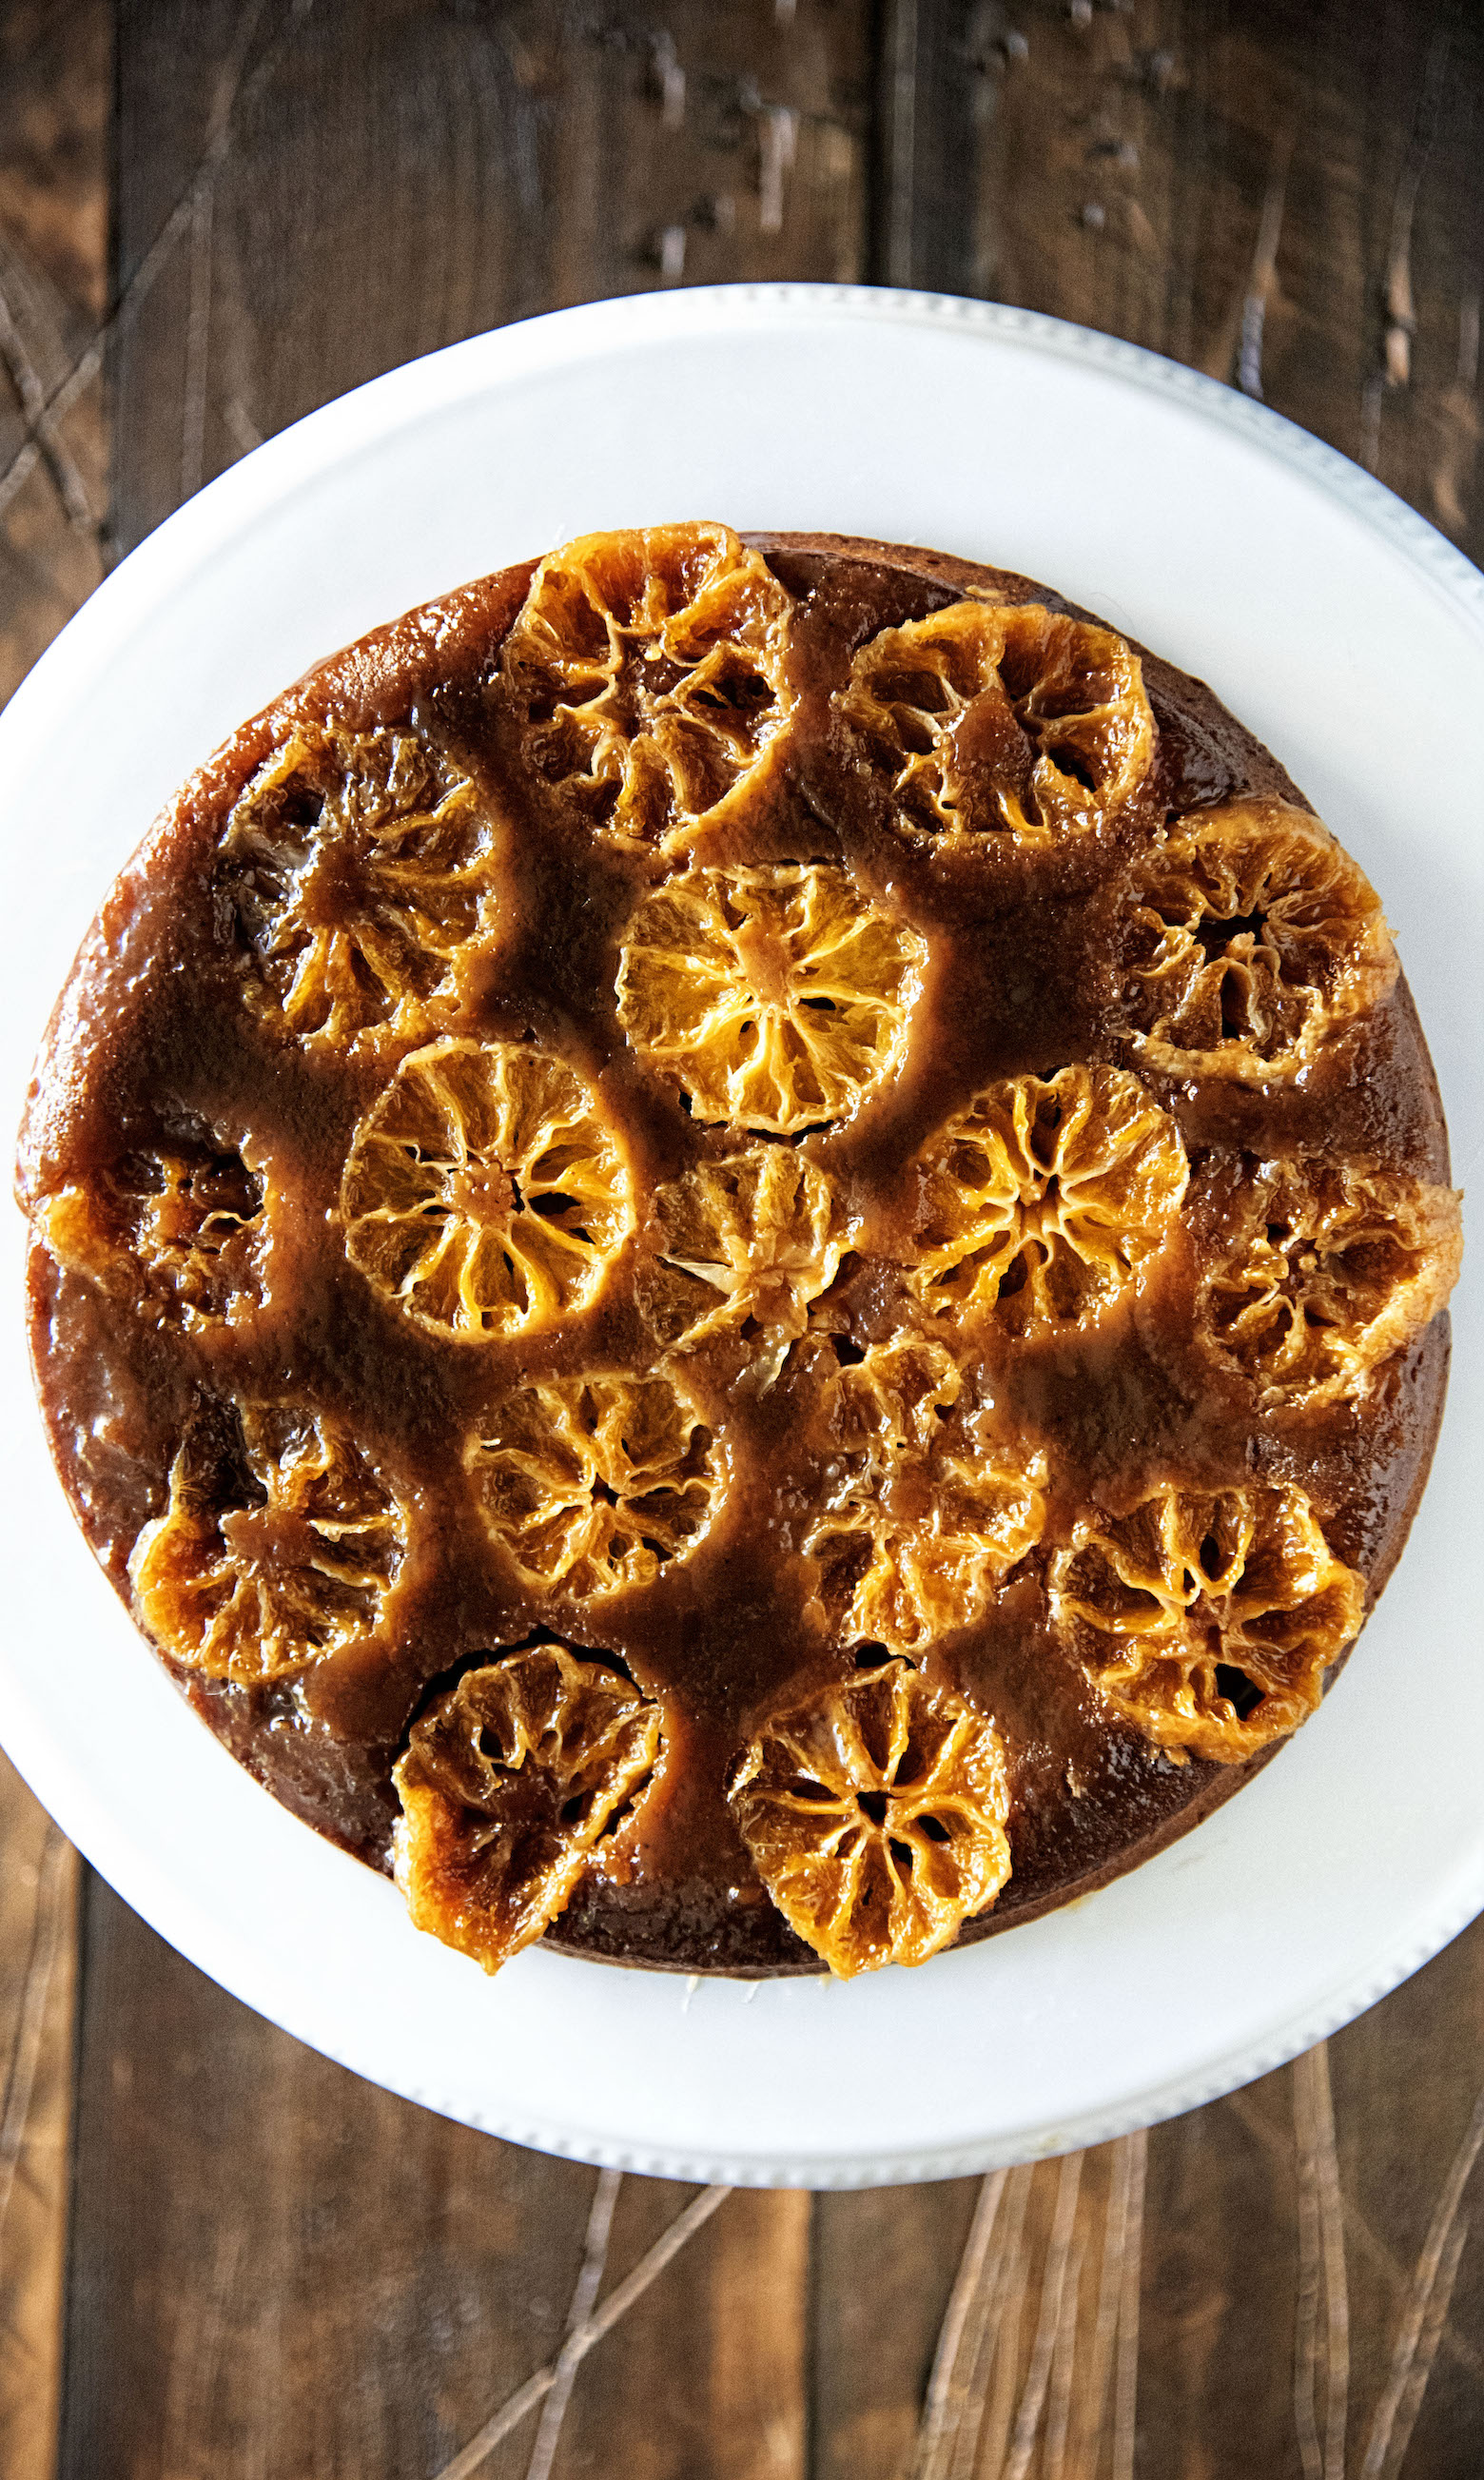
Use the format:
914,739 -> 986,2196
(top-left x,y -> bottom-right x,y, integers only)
15,524 -> 1462,1979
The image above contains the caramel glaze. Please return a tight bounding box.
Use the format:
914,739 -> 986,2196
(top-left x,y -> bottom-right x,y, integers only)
16,533 -> 1455,1975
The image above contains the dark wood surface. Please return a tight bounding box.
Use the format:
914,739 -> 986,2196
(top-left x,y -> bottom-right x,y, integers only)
2,3 -> 1481,2473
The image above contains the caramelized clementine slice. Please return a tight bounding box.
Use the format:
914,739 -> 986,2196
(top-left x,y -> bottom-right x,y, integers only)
907,1064 -> 1187,1336
637,1144 -> 850,1375
498,522 -> 794,847
342,1037 -> 631,1340
467,1373 -> 719,1597
1049,1484 -> 1365,1761
129,1403 -> 404,1684
215,721 -> 499,1054
39,1142 -> 264,1328
841,598 -> 1153,840
394,1646 -> 661,1972
1123,800 -> 1396,1080
730,1658 -> 1011,1975
616,863 -> 925,1132
1201,1157 -> 1462,1406
805,1343 -> 1046,1654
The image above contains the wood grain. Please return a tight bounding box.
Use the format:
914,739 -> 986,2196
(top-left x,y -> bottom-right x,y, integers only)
59,1876 -> 612,2479
5,2 -> 1483,2474
0,9 -> 106,2474
0,1762 -> 77,2480
110,0 -> 873,553
545,2185 -> 809,2480
0,0 -> 108,697
813,2182 -> 979,2480
882,0 -> 1484,569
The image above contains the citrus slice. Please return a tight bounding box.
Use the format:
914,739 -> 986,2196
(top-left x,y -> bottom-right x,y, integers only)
215,721 -> 498,1053
636,1144 -> 849,1372
806,1346 -> 1047,1654
729,1658 -> 1011,1975
38,1142 -> 264,1327
1048,1484 -> 1365,1762
129,1403 -> 405,1684
817,1332 -> 965,1465
1202,1158 -> 1463,1406
906,1064 -> 1187,1337
467,1373 -> 719,1597
393,1646 -> 661,1973
342,1037 -> 631,1340
806,1451 -> 1048,1657
498,522 -> 794,847
1123,800 -> 1396,1079
839,597 -> 1154,840
615,863 -> 925,1132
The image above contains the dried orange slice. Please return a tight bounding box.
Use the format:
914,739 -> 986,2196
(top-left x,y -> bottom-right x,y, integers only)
729,1658 -> 1011,1975
498,522 -> 794,847
806,1346 -> 1046,1655
1123,800 -> 1396,1079
906,1064 -> 1187,1337
215,722 -> 498,1053
840,598 -> 1154,841
393,1646 -> 661,1972
467,1373 -> 719,1597
39,1142 -> 264,1327
615,863 -> 925,1132
1202,1158 -> 1462,1406
129,1403 -> 404,1684
636,1144 -> 850,1373
342,1037 -> 631,1340
1049,1484 -> 1365,1762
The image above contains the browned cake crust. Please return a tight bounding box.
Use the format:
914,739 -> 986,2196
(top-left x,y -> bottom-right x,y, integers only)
15,527 -> 1458,1978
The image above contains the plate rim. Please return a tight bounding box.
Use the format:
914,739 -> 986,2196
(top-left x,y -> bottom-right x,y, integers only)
4,280 -> 1481,2187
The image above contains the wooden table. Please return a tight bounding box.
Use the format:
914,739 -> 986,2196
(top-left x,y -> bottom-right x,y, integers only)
3,5 -> 1481,2473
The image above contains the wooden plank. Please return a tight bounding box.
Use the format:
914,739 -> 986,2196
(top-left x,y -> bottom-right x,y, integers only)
810,2182 -> 979,2480
809,2172 -> 983,2480
550,2184 -> 810,2480
1138,2076 -> 1303,2479
58,1877 -> 608,2480
1130,1919 -> 1484,2480
111,0 -> 872,550
820,2138 -> 1154,2480
0,0 -> 108,699
884,0 -> 1484,567
0,8 -> 109,2476
0,1759 -> 78,2480
1324,1916 -> 1484,2480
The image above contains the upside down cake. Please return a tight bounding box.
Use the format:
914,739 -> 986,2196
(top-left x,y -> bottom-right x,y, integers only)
16,524 -> 1463,1980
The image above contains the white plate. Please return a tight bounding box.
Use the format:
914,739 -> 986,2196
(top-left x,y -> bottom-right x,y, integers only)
3,286 -> 1481,2188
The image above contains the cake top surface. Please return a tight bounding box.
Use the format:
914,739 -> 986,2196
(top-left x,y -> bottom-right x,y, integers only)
18,522 -> 1461,1980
